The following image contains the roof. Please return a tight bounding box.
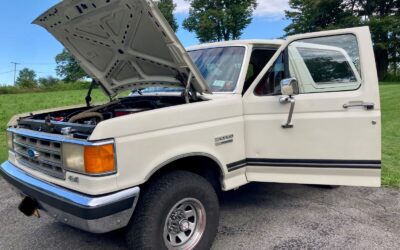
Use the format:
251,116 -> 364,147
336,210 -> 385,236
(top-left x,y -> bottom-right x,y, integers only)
186,39 -> 285,51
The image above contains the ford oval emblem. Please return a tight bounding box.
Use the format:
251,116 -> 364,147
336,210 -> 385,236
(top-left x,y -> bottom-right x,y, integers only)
27,149 -> 39,159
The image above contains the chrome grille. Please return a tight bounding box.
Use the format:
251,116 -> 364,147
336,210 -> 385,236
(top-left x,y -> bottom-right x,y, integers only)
13,133 -> 65,179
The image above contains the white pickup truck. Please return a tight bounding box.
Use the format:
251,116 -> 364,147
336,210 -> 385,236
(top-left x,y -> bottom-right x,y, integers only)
1,0 -> 381,249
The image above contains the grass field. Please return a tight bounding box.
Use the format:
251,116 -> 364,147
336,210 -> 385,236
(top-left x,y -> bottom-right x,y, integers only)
380,83 -> 400,187
0,84 -> 399,187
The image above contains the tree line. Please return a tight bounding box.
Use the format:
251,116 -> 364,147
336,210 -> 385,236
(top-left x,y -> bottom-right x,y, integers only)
49,0 -> 399,82
1,67 -> 90,95
13,68 -> 60,88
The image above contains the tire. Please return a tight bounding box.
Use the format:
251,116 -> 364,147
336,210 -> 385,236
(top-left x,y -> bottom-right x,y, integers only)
125,171 -> 220,250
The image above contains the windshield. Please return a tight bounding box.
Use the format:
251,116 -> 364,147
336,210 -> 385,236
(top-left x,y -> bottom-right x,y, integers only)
188,46 -> 245,92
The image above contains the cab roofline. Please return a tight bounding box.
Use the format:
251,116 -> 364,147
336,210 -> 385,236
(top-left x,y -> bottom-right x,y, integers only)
186,39 -> 284,51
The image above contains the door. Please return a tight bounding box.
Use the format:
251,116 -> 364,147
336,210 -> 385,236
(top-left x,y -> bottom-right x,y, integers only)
241,27 -> 381,187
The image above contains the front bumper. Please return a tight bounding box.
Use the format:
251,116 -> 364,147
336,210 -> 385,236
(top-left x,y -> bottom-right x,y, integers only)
0,161 -> 140,233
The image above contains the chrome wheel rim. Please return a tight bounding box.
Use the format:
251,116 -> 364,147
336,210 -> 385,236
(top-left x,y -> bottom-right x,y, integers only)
163,198 -> 206,249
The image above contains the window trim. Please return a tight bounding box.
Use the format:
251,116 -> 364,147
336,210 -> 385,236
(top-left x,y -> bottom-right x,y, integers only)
289,41 -> 362,92
252,33 -> 363,97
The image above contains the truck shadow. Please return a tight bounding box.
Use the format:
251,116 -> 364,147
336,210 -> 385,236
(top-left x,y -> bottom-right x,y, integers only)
3,178 -> 394,250
47,182 -> 342,249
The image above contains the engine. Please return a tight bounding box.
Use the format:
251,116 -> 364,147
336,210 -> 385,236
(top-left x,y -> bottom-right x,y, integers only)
16,95 -> 189,139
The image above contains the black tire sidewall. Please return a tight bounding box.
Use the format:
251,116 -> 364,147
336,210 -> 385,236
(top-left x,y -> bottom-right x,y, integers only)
126,171 -> 219,250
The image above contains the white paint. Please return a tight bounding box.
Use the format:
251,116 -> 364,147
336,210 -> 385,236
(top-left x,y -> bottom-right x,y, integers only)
10,3 -> 381,196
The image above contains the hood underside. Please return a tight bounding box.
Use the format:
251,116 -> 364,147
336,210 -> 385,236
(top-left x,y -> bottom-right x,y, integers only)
34,0 -> 210,96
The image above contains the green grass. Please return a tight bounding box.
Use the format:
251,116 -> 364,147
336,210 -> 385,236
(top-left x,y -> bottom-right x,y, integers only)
0,81 -> 91,95
380,82 -> 400,187
0,85 -> 399,187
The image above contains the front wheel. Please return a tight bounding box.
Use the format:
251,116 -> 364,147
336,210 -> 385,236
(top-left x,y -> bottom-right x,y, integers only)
125,171 -> 220,250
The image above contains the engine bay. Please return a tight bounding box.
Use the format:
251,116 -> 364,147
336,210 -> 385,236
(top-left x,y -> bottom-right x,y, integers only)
17,96 -> 194,139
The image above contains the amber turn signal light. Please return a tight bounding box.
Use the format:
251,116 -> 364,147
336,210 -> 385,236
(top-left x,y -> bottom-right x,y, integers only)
84,144 -> 116,174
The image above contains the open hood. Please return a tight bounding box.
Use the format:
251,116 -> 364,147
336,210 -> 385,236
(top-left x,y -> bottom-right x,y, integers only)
34,0 -> 211,96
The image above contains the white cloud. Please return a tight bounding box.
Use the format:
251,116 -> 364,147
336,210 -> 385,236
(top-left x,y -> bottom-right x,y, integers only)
174,0 -> 191,14
173,0 -> 289,18
254,0 -> 289,17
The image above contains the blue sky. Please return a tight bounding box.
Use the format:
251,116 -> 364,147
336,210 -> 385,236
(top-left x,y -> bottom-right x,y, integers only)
0,0 -> 290,85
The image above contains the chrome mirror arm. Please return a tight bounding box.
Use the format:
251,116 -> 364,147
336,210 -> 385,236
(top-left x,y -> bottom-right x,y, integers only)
279,77 -> 299,129
280,96 -> 295,129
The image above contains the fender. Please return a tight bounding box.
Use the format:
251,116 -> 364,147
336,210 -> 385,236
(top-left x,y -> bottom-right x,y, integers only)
144,152 -> 226,182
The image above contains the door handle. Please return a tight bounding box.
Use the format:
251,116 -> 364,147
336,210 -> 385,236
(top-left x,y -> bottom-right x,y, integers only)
343,101 -> 374,110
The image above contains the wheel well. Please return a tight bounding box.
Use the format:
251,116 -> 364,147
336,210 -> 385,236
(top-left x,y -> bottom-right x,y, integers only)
147,155 -> 224,192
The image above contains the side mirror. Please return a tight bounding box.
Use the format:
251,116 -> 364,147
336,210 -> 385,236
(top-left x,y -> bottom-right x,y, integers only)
279,78 -> 299,129
280,78 -> 299,96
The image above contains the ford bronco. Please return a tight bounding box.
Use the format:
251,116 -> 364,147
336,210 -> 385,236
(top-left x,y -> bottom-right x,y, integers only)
0,0 -> 381,249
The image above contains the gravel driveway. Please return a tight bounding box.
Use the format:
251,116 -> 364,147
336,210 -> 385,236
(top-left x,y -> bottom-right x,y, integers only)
0,178 -> 399,249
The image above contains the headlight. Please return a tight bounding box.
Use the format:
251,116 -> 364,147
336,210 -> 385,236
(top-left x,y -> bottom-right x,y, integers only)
63,142 -> 116,175
7,131 -> 13,150
63,143 -> 85,172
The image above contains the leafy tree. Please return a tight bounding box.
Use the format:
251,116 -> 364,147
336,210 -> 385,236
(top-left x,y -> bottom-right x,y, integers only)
55,49 -> 88,82
183,0 -> 257,43
156,0 -> 178,32
359,1 -> 400,80
284,0 -> 359,35
284,0 -> 400,80
38,76 -> 60,87
16,68 -> 37,88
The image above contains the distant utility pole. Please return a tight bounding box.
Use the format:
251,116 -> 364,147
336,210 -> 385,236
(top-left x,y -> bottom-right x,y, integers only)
11,62 -> 21,85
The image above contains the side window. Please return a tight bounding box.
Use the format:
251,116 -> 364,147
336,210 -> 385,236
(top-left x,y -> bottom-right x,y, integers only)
254,53 -> 285,96
288,34 -> 361,93
297,48 -> 357,83
243,48 -> 277,94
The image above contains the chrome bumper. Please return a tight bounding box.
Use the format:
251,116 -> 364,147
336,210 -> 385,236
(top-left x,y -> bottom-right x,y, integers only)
0,161 -> 140,233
